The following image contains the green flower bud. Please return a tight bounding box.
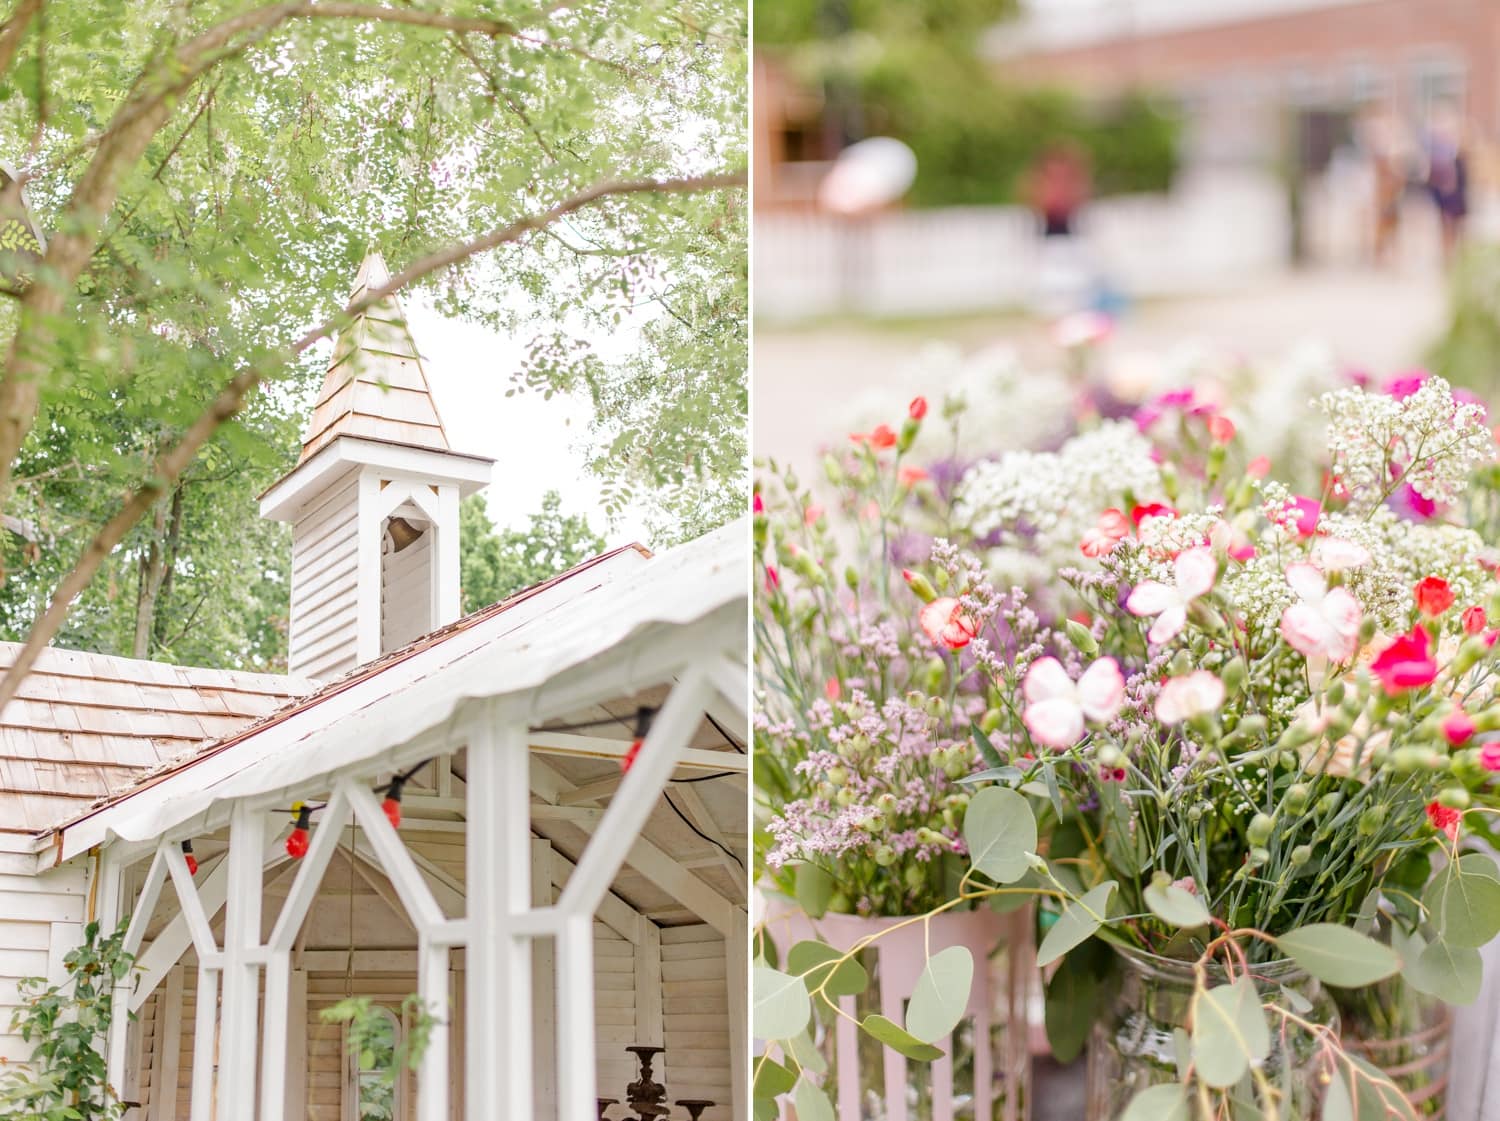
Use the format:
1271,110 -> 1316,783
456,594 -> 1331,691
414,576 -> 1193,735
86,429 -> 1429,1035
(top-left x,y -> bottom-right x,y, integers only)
1188,804 -> 1204,823
903,570 -> 938,603
1390,747 -> 1427,774
1065,619 -> 1098,655
823,455 -> 844,486
1316,792 -> 1344,816
1170,649 -> 1195,677
1235,714 -> 1268,743
923,658 -> 946,695
897,417 -> 920,454
845,565 -> 860,592
904,865 -> 926,893
874,845 -> 896,867
836,786 -> 857,807
1324,680 -> 1346,708
828,892 -> 853,914
1247,813 -> 1275,846
1025,852 -> 1050,873
925,695 -> 948,720
876,792 -> 898,811
1096,744 -> 1124,768
1221,657 -> 1248,695
827,766 -> 848,786
1438,787 -> 1471,810
1248,847 -> 1270,867
980,708 -> 1004,735
1290,845 -> 1313,867
1285,784 -> 1310,813
1358,806 -> 1387,836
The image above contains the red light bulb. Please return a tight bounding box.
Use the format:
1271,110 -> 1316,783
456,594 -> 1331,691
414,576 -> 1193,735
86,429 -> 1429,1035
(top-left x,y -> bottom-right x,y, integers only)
621,738 -> 643,774
286,805 -> 312,859
181,840 -> 197,876
382,777 -> 405,829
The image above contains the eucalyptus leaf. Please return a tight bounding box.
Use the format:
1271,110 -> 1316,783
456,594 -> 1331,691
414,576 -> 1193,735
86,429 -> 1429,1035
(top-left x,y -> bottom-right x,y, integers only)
1406,936 -> 1483,1005
1425,854 -> 1500,947
905,946 -> 974,1044
1347,1055 -> 1419,1121
753,966 -> 811,1041
786,940 -> 868,999
860,1014 -> 945,1061
1191,977 -> 1270,1090
1144,877 -> 1211,929
1322,1066 -> 1354,1121
752,1055 -> 797,1099
793,1077 -> 835,1121
962,786 -> 1038,884
1037,881 -> 1117,967
795,864 -> 835,920
787,1030 -> 827,1075
1120,1083 -> 1190,1121
1275,924 -> 1401,988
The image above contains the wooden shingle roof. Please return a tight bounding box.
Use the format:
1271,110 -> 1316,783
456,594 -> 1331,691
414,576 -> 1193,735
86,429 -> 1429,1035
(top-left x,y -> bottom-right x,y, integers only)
299,251 -> 451,463
0,644 -> 309,835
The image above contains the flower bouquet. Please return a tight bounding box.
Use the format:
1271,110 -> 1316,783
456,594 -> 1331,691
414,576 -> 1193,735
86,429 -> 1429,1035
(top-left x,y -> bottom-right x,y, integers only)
754,371 -> 1500,1121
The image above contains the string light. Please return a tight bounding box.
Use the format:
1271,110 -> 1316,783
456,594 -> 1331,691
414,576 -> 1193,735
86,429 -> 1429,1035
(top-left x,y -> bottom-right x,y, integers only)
181,839 -> 197,876
382,776 -> 405,829
286,803 -> 312,859
620,707 -> 655,775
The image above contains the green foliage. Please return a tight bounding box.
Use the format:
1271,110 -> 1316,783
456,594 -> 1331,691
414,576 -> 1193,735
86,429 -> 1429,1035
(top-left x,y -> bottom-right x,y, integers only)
756,0 -> 1179,207
320,993 -> 436,1082
0,919 -> 133,1121
1428,243 -> 1500,400
0,0 -> 745,666
458,490 -> 606,613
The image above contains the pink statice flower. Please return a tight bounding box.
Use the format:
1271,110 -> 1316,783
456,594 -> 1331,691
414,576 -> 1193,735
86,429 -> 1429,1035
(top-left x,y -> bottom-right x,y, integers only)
1021,656 -> 1126,748
1126,546 -> 1217,645
1280,563 -> 1362,663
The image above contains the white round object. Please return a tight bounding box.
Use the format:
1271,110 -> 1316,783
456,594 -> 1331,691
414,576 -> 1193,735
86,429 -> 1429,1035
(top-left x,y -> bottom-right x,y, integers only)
817,137 -> 918,215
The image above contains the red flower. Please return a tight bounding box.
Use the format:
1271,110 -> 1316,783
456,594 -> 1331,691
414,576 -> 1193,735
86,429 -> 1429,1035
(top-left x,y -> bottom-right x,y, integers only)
1414,576 -> 1455,617
1426,801 -> 1462,841
764,565 -> 780,593
919,597 -> 977,650
825,677 -> 841,701
1463,605 -> 1488,635
1370,626 -> 1439,694
1081,508 -> 1131,557
851,424 -> 898,449
1247,456 -> 1271,479
804,504 -> 825,526
1284,496 -> 1321,538
1444,711 -> 1476,745
1206,414 -> 1236,444
753,493 -> 764,515
1130,502 -> 1177,528
909,396 -> 929,420
898,464 -> 928,488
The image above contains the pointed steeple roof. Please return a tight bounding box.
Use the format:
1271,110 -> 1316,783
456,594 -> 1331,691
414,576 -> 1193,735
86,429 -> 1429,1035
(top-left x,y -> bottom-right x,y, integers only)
299,251 -> 451,463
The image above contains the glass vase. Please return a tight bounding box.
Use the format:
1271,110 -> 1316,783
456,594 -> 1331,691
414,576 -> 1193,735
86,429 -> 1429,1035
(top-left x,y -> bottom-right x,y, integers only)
1084,947 -> 1340,1121
1336,975 -> 1452,1118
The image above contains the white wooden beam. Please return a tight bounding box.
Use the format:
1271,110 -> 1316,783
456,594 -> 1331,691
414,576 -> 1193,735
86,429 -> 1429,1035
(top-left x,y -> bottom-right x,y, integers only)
345,780 -> 447,935
527,731 -> 746,774
703,653 -> 749,723
555,912 -> 597,1121
190,964 -> 219,1121
532,840 -> 557,1118
265,791 -> 352,953
726,907 -> 749,1121
417,939 -> 451,1121
217,803 -> 263,1121
464,712 -> 534,1120
285,969 -> 308,1121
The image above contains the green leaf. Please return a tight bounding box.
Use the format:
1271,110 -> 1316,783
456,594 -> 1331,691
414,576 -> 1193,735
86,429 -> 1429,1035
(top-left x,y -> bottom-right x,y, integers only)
795,864 -> 835,919
1274,924 -> 1401,988
786,940 -> 868,998
1144,877 -> 1211,929
971,721 -> 1004,769
1424,853 -> 1500,947
1037,882 -> 1117,967
1323,1065 -> 1354,1121
1406,935 -> 1483,1005
1120,1083 -> 1190,1121
787,1030 -> 827,1075
794,1077 -> 835,1121
962,786 -> 1037,884
1347,1055 -> 1419,1121
859,1014 -> 945,1061
905,946 -> 973,1044
957,765 -> 1022,786
752,1055 -> 797,1099
1191,977 -> 1270,1090
753,966 -> 811,1041
1044,947 -> 1108,1064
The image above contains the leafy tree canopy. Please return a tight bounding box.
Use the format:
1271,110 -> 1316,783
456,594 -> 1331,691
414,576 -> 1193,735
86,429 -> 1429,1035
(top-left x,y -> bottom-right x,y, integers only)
459,489 -> 605,613
0,0 -> 745,684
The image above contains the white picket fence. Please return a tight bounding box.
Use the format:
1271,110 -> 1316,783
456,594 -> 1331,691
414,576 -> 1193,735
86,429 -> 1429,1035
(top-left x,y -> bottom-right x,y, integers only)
753,169 -> 1290,321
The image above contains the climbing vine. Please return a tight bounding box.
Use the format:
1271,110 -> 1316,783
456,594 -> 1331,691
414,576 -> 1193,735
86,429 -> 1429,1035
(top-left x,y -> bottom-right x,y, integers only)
0,919 -> 133,1121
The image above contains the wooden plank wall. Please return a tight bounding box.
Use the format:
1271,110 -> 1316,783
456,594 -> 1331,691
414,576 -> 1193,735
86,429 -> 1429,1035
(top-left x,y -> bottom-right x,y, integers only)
289,475 -> 360,680
379,528 -> 432,656
0,845 -> 86,1066
662,924 -> 733,1117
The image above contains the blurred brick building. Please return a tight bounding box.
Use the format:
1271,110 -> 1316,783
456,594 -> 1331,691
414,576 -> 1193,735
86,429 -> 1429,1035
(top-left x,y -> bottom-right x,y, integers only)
987,0 -> 1500,171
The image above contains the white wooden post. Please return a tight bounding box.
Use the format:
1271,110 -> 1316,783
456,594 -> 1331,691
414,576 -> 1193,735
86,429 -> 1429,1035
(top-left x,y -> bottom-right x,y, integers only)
356,469 -> 384,662
286,969 -> 308,1121
532,840 -> 558,1120
555,913 -> 597,1121
433,482 -> 459,625
151,966 -> 184,1121
218,803 -> 264,1121
464,712 -> 534,1120
417,940 -> 450,1121
726,908 -> 749,1121
190,964 -> 220,1121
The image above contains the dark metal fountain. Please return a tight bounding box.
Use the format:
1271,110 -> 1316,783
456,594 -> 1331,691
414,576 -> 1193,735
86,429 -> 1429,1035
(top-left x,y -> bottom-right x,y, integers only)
597,1045 -> 716,1121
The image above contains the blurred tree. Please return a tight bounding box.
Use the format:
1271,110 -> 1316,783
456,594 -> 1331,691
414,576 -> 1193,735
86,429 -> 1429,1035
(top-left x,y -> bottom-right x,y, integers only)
0,0 -> 745,701
459,490 -> 605,613
756,0 -> 1178,207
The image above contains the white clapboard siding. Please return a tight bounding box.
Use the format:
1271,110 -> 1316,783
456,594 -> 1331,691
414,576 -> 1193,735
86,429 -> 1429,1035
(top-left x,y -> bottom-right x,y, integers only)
289,475 -> 360,680
0,860 -> 88,1068
380,530 -> 433,655
662,924 -> 732,1120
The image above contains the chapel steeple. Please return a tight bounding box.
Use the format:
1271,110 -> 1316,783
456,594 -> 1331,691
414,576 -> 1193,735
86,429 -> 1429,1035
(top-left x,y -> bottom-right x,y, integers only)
259,251 -> 494,681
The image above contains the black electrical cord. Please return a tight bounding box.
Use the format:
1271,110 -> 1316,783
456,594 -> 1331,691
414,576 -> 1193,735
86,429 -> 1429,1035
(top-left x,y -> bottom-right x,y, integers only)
704,711 -> 746,753
663,790 -> 744,871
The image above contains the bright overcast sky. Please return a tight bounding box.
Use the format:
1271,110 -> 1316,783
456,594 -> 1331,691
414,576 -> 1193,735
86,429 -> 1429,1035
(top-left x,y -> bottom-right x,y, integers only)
402,297 -> 653,552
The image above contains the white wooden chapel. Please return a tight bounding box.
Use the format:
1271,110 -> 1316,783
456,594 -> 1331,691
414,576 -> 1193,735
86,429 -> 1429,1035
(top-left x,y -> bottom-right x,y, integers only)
0,254 -> 749,1121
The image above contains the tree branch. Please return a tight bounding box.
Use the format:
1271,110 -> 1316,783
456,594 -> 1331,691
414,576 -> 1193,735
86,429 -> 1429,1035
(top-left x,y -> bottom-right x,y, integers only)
0,0 -> 42,79
0,169 -> 744,712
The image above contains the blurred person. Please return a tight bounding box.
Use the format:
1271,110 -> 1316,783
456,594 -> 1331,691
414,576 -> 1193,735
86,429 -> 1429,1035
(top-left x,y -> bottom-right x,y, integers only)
1424,104 -> 1470,264
1023,142 -> 1096,317
1359,105 -> 1412,266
